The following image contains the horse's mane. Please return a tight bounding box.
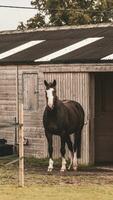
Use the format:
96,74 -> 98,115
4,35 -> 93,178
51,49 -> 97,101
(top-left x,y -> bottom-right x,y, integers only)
62,100 -> 71,104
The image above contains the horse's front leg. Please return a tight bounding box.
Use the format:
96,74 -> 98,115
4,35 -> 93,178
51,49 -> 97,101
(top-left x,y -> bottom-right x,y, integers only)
60,135 -> 66,172
45,132 -> 54,172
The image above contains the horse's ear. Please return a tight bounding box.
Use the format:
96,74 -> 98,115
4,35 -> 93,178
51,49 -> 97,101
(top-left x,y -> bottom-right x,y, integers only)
53,80 -> 56,87
44,80 -> 48,87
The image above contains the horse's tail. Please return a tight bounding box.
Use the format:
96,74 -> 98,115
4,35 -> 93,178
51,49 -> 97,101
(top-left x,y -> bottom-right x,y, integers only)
76,104 -> 84,158
77,130 -> 82,158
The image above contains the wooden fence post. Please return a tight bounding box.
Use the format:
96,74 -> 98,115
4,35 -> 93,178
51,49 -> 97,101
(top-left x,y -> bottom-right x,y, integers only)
19,103 -> 24,187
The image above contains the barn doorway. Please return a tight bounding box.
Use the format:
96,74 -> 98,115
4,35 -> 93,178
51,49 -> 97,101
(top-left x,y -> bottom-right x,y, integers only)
95,72 -> 113,163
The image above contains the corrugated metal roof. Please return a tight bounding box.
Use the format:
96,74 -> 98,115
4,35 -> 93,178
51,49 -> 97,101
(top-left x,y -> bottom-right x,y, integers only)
0,24 -> 113,64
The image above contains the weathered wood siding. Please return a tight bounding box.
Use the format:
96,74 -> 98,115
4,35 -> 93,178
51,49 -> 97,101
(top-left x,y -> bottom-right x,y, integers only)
0,66 -> 16,144
0,65 -> 46,158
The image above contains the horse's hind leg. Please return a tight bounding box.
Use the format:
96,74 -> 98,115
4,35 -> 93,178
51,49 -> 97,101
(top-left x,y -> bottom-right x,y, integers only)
73,134 -> 78,171
60,135 -> 66,172
73,130 -> 82,171
65,135 -> 74,170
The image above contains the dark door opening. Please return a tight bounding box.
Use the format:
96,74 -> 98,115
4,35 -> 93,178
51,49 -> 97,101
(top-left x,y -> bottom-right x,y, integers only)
95,72 -> 113,163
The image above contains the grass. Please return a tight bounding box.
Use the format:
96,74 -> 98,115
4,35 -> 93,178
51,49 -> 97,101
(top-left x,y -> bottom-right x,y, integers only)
1,156 -> 113,199
1,185 -> 113,200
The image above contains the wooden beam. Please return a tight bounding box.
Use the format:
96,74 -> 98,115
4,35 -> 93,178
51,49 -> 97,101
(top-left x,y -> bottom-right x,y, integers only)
19,103 -> 24,187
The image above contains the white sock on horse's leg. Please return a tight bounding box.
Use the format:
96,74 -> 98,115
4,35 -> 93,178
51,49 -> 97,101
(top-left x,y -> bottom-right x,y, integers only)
73,152 -> 78,171
60,157 -> 66,172
48,158 -> 54,172
68,151 -> 73,170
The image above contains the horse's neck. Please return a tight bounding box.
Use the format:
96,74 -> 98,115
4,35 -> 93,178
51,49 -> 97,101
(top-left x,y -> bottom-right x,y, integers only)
55,97 -> 64,109
46,97 -> 62,115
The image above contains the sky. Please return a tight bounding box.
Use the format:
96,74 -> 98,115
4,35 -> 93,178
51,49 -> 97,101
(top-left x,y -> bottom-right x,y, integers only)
0,0 -> 37,31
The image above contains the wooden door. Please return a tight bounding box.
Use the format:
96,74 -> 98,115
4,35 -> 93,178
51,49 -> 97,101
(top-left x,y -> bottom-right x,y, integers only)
95,73 -> 113,163
22,73 -> 39,131
23,73 -> 38,111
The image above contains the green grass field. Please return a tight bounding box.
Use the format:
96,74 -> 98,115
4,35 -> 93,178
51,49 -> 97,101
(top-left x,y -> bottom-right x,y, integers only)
1,185 -> 113,200
1,156 -> 113,200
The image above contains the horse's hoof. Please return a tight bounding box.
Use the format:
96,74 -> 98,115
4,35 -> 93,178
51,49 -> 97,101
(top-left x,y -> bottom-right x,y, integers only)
68,165 -> 72,170
60,168 -> 66,172
73,163 -> 78,171
47,168 -> 53,172
73,167 -> 77,171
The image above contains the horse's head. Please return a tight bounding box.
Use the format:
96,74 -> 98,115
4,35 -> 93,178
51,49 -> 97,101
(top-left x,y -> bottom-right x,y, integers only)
44,80 -> 57,110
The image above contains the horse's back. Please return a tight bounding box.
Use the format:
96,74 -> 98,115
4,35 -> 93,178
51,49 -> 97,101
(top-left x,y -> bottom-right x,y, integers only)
63,100 -> 84,127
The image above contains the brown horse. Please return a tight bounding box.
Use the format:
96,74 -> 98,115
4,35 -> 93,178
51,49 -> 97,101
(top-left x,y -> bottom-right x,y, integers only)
43,80 -> 84,172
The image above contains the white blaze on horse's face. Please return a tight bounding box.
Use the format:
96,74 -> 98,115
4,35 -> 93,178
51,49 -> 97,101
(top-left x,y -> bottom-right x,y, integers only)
46,88 -> 54,109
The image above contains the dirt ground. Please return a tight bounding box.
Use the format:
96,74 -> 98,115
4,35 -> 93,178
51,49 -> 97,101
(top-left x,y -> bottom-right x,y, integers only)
1,156 -> 113,186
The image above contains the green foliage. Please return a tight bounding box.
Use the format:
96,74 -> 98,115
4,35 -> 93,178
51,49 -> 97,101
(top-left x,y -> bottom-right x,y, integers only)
26,14 -> 45,29
17,0 -> 113,30
17,22 -> 26,31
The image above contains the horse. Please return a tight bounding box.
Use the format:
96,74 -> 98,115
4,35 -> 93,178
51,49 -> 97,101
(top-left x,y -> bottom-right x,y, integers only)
43,79 -> 84,172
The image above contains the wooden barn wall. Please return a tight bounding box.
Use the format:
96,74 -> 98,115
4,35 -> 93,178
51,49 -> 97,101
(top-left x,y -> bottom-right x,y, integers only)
44,72 -> 90,164
17,65 -> 46,158
0,64 -> 94,164
0,66 -> 16,144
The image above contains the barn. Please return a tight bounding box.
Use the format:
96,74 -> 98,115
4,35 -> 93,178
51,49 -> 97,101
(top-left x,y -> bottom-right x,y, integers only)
0,24 -> 113,165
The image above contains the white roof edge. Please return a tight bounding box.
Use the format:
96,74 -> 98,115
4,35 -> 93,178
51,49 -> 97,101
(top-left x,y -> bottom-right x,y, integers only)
35,37 -> 104,62
0,23 -> 113,35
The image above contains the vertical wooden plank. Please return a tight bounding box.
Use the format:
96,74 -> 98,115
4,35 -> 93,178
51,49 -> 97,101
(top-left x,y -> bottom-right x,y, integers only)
77,73 -> 90,165
89,73 -> 95,164
19,103 -> 24,187
16,65 -> 19,146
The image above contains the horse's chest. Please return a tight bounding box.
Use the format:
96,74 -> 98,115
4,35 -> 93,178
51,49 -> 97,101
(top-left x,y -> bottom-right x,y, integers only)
47,118 -> 58,129
45,116 -> 63,134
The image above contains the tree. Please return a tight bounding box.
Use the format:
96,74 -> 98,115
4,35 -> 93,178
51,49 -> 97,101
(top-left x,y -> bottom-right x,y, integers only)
26,13 -> 45,29
17,22 -> 26,31
17,0 -> 113,30
90,0 -> 113,23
